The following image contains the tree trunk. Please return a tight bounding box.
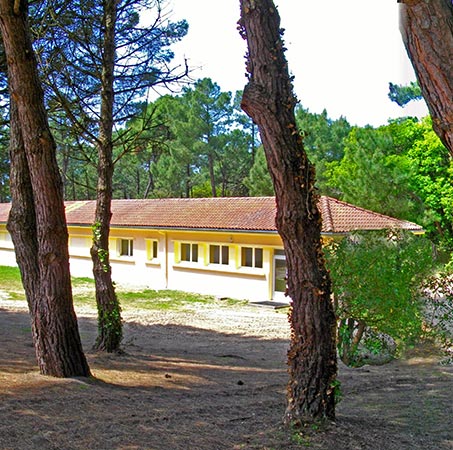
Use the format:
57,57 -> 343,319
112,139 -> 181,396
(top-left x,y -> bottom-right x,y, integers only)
7,99 -> 39,310
208,152 -> 217,197
91,0 -> 122,352
239,0 -> 337,424
399,0 -> 453,154
0,0 -> 90,377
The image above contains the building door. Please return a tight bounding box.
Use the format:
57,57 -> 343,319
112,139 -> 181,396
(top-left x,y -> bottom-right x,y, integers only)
273,250 -> 288,302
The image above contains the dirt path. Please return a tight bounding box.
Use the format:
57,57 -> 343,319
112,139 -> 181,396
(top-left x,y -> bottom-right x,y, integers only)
0,299 -> 452,449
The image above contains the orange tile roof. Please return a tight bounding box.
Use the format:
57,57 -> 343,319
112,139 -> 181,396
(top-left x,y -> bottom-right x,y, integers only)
0,196 -> 423,233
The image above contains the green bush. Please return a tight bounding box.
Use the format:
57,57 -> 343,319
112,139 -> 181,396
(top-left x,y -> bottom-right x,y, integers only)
324,229 -> 435,366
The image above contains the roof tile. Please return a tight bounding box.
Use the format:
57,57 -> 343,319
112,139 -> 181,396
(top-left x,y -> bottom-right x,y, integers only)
0,196 -> 423,233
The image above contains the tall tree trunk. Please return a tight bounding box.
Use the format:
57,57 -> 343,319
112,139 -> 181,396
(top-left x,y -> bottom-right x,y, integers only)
208,152 -> 217,197
7,100 -> 39,311
239,0 -> 337,424
90,0 -> 122,352
399,0 -> 453,154
0,0 -> 90,377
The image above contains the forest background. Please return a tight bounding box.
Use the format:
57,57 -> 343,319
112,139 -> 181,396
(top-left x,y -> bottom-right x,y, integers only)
0,1 -> 450,255
1,76 -> 451,254
0,3 -> 452,300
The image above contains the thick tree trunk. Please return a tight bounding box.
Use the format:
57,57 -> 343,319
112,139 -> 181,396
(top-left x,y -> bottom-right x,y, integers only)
399,0 -> 453,154
0,0 -> 90,377
239,0 -> 337,424
91,0 -> 122,352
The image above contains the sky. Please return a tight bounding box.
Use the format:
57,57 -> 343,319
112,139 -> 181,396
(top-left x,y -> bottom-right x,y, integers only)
166,0 -> 429,128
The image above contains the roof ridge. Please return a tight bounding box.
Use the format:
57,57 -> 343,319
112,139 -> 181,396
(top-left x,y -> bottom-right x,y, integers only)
323,195 -> 419,227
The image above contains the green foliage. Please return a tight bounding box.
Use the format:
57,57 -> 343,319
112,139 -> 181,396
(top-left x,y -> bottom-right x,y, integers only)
329,379 -> 343,405
325,230 -> 435,365
244,146 -> 274,196
388,81 -> 423,107
91,221 -> 110,272
295,107 -> 351,195
129,79 -> 255,198
326,125 -> 420,220
405,117 -> 453,250
326,117 -> 453,252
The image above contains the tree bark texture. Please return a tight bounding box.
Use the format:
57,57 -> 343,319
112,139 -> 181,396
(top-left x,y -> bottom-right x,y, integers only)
239,0 -> 337,423
90,0 -> 122,352
0,0 -> 90,377
399,0 -> 453,154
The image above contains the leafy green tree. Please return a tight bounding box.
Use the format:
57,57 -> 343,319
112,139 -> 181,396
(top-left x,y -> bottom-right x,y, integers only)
405,117 -> 453,250
30,0 -> 188,352
216,128 -> 254,197
327,117 -> 453,251
295,107 -> 351,194
325,230 -> 435,366
180,78 -> 234,197
327,125 -> 421,219
388,81 -> 423,107
244,146 -> 274,196
148,93 -> 203,198
112,101 -> 172,198
133,80 -> 253,198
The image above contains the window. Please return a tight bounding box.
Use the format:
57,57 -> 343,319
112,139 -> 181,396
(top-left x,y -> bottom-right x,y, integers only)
0,231 -> 12,248
241,247 -> 263,268
209,245 -> 229,265
69,236 -> 91,256
119,238 -> 133,257
71,236 -> 90,249
147,239 -> 158,260
181,243 -> 198,263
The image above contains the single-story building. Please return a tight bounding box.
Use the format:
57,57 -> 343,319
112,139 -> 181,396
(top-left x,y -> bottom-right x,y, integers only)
0,196 -> 423,302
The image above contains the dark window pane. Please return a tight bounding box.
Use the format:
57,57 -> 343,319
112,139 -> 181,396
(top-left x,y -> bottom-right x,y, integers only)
181,243 -> 190,261
242,247 -> 253,267
210,245 -> 220,264
255,248 -> 263,268
191,244 -> 198,262
221,246 -> 229,265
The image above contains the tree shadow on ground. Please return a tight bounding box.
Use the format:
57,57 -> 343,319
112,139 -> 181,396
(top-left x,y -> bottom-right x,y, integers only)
1,307 -> 452,450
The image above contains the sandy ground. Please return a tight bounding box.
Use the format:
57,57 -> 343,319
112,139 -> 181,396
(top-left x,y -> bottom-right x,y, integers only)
0,297 -> 452,450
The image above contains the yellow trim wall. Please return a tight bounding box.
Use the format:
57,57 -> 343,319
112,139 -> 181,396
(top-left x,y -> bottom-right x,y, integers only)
0,222 -> 285,301
65,225 -> 285,301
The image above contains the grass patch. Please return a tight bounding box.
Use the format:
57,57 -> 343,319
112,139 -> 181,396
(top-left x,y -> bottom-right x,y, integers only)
0,266 -> 26,300
0,265 -> 248,311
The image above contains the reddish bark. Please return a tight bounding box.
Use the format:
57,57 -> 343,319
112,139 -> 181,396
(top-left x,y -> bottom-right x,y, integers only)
399,0 -> 453,154
239,0 -> 337,423
0,0 -> 90,376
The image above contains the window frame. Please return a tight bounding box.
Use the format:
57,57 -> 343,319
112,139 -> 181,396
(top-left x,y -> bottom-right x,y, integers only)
180,242 -> 199,263
241,246 -> 263,269
118,238 -> 134,257
146,239 -> 159,261
209,244 -> 230,266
